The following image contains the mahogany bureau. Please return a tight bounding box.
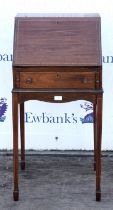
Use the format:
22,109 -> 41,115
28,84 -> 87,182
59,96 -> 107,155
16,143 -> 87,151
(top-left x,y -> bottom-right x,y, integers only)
12,13 -> 103,201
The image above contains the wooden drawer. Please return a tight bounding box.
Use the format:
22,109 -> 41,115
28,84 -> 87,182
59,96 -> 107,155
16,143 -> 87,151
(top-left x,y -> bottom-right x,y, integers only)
19,71 -> 96,89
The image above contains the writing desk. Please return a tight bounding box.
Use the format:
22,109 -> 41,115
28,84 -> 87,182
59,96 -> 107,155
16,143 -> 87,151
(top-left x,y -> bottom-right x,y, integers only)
12,13 -> 103,201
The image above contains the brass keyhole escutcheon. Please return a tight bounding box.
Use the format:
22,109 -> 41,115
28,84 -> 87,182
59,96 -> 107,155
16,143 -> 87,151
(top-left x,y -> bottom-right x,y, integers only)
56,73 -> 60,79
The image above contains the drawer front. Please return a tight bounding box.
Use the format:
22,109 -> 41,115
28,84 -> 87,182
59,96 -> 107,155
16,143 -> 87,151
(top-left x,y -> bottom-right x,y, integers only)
20,72 -> 96,89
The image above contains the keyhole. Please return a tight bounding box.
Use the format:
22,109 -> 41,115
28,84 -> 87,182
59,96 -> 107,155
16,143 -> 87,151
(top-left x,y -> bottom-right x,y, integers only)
56,73 -> 60,78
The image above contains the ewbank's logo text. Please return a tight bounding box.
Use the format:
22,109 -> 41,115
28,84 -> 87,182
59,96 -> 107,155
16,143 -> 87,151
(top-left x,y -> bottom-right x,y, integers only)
25,112 -> 77,124
0,54 -> 12,61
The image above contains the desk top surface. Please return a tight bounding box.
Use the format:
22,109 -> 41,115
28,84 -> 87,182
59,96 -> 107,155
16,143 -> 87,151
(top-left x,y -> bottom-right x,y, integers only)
13,13 -> 102,67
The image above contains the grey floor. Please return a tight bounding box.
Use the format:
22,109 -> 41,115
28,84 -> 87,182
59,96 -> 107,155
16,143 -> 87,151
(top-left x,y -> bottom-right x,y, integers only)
0,151 -> 113,210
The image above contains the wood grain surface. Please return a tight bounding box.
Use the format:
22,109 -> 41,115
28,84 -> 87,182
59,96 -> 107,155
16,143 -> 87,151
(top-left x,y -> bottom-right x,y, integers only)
13,15 -> 101,66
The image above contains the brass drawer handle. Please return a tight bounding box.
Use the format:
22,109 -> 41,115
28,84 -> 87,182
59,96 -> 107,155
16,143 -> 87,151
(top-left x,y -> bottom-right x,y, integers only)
16,78 -> 20,82
26,78 -> 32,84
83,78 -> 88,83
80,78 -> 88,83
96,80 -> 100,84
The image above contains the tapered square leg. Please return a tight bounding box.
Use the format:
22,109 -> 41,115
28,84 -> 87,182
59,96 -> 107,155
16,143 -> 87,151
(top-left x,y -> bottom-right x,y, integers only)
93,103 -> 97,171
96,191 -> 101,201
96,94 -> 102,201
12,92 -> 19,201
20,103 -> 25,170
13,190 -> 19,201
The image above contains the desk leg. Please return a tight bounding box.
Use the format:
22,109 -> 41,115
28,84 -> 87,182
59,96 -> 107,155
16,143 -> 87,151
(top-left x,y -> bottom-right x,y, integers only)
12,93 -> 19,201
20,103 -> 25,170
96,95 -> 102,201
93,103 -> 96,171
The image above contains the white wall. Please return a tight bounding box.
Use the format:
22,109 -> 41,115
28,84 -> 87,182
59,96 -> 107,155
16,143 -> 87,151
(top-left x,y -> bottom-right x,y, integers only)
0,0 -> 113,150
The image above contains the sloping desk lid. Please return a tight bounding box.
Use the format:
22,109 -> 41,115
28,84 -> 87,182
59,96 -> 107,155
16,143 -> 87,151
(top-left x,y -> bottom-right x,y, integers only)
13,13 -> 102,67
